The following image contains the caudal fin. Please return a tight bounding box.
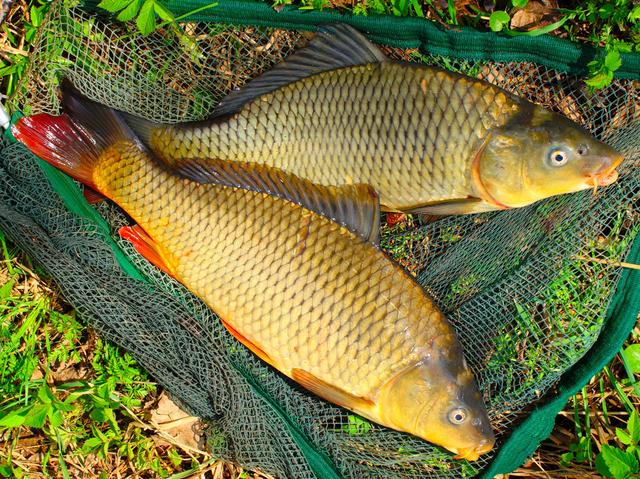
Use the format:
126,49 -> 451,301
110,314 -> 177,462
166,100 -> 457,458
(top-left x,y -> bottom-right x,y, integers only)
12,83 -> 138,190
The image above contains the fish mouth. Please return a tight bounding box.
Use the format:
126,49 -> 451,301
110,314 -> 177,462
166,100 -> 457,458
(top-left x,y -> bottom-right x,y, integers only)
450,441 -> 495,461
586,154 -> 624,189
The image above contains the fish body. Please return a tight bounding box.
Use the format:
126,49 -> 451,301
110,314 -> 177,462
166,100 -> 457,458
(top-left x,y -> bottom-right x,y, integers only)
149,62 -> 515,211
14,90 -> 495,459
126,24 -> 623,215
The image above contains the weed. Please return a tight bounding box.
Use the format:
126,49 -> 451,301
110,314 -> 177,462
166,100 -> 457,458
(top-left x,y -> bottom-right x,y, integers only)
96,0 -> 218,37
0,231 -> 211,477
485,208 -> 640,405
265,0 -> 640,88
341,415 -> 372,435
0,0 -> 49,98
596,411 -> 640,478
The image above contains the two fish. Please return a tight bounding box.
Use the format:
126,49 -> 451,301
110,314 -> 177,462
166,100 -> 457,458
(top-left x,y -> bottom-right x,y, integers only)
13,23 -> 623,461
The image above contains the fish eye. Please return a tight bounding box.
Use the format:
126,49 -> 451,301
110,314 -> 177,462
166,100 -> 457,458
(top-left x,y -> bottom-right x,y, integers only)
448,407 -> 468,425
576,144 -> 589,156
547,148 -> 569,167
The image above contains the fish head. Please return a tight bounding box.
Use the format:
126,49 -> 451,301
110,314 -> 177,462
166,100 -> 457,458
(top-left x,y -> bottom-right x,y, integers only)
378,350 -> 495,461
477,106 -> 623,208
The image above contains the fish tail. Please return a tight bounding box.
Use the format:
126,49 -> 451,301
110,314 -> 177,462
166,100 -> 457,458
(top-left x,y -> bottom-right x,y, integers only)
12,83 -> 137,190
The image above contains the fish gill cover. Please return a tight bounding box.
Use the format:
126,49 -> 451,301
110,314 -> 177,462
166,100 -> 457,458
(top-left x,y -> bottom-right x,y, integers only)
1,1 -> 639,477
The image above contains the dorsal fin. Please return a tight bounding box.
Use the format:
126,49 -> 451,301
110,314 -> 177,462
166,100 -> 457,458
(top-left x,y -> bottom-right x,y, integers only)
173,159 -> 380,244
214,23 -> 388,117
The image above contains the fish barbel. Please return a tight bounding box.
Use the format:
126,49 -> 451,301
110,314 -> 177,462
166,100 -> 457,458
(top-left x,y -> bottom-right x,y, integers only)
14,89 -> 495,460
123,24 -> 624,215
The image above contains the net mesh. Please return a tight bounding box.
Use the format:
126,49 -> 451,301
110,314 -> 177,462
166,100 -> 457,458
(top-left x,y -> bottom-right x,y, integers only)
1,2 -> 639,477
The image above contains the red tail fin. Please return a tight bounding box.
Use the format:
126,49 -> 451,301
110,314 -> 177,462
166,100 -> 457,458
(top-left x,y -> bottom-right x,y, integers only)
11,84 -> 139,192
13,114 -> 100,189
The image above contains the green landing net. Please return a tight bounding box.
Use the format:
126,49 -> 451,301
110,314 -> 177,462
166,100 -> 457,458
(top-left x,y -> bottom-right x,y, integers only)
1,1 -> 639,477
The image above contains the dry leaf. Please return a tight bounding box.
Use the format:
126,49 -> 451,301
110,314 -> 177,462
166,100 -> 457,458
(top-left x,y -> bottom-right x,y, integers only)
510,0 -> 559,30
149,392 -> 202,450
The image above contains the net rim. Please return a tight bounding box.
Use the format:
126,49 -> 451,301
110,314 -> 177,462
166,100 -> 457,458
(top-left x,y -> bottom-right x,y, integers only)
77,0 -> 640,80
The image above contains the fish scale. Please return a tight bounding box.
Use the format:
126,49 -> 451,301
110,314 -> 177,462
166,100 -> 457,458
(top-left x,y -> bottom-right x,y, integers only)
152,62 -> 515,211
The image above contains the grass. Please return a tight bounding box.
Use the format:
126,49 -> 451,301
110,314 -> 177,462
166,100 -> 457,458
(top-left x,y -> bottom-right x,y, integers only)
0,225 -> 279,479
511,333 -> 640,479
267,0 -> 640,88
484,209 -> 640,402
0,230 -> 229,478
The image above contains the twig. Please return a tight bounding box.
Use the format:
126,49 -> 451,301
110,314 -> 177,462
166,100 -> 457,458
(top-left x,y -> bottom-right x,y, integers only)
574,255 -> 640,270
0,43 -> 28,55
118,402 -> 210,457
0,0 -> 15,27
156,415 -> 199,430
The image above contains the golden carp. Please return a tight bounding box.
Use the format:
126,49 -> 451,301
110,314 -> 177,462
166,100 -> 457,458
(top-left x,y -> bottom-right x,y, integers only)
14,89 -> 495,460
122,24 -> 623,215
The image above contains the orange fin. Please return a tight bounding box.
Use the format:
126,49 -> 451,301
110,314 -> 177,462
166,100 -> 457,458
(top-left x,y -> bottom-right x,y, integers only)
12,114 -> 99,190
385,212 -> 406,227
83,186 -> 107,204
220,318 -> 273,365
292,368 -> 374,411
407,198 -> 497,216
119,225 -> 174,278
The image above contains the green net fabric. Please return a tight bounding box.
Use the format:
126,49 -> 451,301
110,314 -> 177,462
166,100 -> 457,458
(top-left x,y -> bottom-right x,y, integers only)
1,2 -> 639,477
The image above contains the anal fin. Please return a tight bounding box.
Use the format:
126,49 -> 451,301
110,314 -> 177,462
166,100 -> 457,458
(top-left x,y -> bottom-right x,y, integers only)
119,225 -> 175,277
407,198 -> 499,216
292,368 -> 374,412
220,318 -> 273,366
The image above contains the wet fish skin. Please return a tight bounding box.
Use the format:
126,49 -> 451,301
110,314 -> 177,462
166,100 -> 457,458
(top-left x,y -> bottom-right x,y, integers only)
149,62 -> 516,211
13,93 -> 495,460
129,24 -> 623,215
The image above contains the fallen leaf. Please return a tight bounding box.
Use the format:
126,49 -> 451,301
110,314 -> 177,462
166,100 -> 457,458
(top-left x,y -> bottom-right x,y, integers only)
149,392 -> 202,450
510,0 -> 559,30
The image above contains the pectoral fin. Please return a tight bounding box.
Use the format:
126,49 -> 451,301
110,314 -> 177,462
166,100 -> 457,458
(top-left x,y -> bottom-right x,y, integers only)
292,368 -> 375,412
174,159 -> 381,244
407,198 -> 499,216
